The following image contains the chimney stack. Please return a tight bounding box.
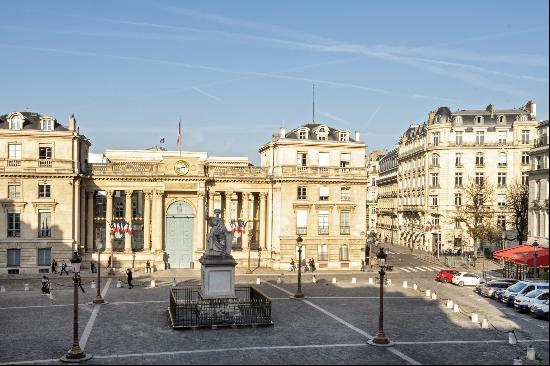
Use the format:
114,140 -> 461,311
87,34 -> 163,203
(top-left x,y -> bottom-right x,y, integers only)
526,100 -> 536,119
279,127 -> 286,138
69,114 -> 76,132
355,131 -> 360,141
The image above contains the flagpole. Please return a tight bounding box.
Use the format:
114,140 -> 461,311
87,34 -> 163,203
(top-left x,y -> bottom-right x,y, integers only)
178,117 -> 182,157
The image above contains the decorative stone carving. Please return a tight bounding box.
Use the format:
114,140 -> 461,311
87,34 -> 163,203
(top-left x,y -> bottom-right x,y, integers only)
205,209 -> 233,256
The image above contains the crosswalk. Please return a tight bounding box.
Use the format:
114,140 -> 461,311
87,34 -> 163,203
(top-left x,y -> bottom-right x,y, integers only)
398,265 -> 445,273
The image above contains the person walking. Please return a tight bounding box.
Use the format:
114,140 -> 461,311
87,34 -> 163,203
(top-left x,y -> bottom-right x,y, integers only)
289,258 -> 296,272
90,261 -> 96,274
107,255 -> 112,269
41,276 -> 50,295
60,260 -> 69,276
51,259 -> 57,274
145,260 -> 151,273
360,259 -> 365,272
309,258 -> 316,272
126,268 -> 133,289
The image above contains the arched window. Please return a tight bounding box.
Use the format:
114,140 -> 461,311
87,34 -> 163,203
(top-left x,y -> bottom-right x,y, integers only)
9,115 -> 23,130
498,152 -> 507,166
454,116 -> 462,125
498,115 -> 506,124
431,153 -> 440,167
475,116 -> 484,124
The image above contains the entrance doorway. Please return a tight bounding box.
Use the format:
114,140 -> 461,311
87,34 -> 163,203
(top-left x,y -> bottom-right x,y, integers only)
165,201 -> 194,269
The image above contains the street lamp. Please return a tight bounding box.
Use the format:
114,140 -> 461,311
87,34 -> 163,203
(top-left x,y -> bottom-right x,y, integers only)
60,251 -> 92,362
368,247 -> 393,346
533,240 -> 539,278
294,235 -> 304,299
93,245 -> 106,304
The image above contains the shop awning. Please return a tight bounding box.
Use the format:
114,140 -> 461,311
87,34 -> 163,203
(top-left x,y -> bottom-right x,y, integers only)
492,244 -> 549,267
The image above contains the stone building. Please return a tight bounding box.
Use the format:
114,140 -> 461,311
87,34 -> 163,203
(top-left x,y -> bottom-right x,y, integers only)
1,114 -> 368,273
366,150 -> 383,233
376,148 -> 398,245
528,119 -> 549,247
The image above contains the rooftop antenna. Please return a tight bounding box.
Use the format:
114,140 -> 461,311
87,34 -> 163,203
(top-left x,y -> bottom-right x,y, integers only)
312,84 -> 315,122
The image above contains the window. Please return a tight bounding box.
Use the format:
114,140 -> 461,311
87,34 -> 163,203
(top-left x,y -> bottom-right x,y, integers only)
430,173 -> 439,188
475,131 -> 485,144
498,131 -> 507,145
497,195 -> 506,207
498,152 -> 507,166
521,152 -> 529,166
475,173 -> 484,185
8,144 -> 22,160
432,132 -> 440,146
339,244 -> 349,261
318,244 -> 328,261
455,131 -> 463,145
297,152 -> 307,167
522,130 -> 530,144
340,187 -> 350,201
431,154 -> 440,167
497,215 -> 506,229
8,184 -> 21,199
39,145 -> 53,160
475,152 -> 484,166
519,115 -> 528,122
522,172 -> 528,186
498,115 -> 506,124
455,153 -> 463,167
297,186 -> 307,200
371,207 -> 376,215
10,115 -> 23,130
296,210 -> 307,235
498,172 -> 507,186
475,116 -> 483,124
455,193 -> 462,206
95,193 -> 106,216
114,193 -> 124,217
340,153 -> 351,168
455,219 -> 461,229
339,132 -> 348,142
41,119 -> 53,131
340,211 -> 350,235
7,249 -> 21,267
371,178 -> 376,186
430,195 -> 438,206
454,116 -> 462,125
38,211 -> 51,237
318,210 -> 329,235
38,184 -> 51,198
317,128 -> 327,140
319,186 -> 329,201
37,248 -> 51,266
298,130 -> 307,140
318,152 -> 330,167
455,172 -> 463,187
535,180 -> 540,200
7,213 -> 21,237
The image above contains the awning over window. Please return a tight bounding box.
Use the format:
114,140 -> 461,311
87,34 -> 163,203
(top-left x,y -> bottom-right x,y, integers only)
492,244 -> 549,267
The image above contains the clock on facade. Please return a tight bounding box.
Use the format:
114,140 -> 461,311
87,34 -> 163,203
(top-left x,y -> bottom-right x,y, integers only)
174,160 -> 190,175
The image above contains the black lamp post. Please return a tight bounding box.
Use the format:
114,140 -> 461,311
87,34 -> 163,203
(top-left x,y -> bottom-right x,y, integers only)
294,235 -> 304,299
533,240 -> 539,278
60,251 -> 92,362
368,247 -> 393,346
93,245 -> 106,304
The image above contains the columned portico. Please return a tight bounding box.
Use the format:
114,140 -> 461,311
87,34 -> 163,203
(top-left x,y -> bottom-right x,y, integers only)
124,190 -> 133,253
197,192 -> 205,251
152,190 -> 164,252
86,191 -> 94,251
105,190 -> 113,252
224,191 -> 233,227
259,192 -> 267,249
143,191 -> 152,252
242,192 -> 249,248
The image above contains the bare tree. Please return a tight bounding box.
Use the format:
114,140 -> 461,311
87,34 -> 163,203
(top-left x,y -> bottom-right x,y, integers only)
455,179 -> 497,256
506,180 -> 529,243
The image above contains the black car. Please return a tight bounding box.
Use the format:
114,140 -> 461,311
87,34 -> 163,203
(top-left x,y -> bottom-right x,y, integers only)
480,281 -> 517,298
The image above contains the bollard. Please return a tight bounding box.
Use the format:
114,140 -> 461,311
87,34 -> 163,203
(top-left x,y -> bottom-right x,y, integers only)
24,283 -> 30,291
471,313 -> 478,323
368,277 -> 374,285
446,299 -> 454,309
351,277 -> 357,284
312,275 -> 317,284
332,278 -> 337,284
0,285 -> 5,293
508,332 -> 517,345
256,277 -> 261,285
425,289 -> 431,297
527,345 -> 536,361
512,357 -> 522,365
403,280 -> 408,288
150,279 -> 156,288
116,280 -> 122,288
481,319 -> 489,329
431,292 -> 437,300
453,304 -> 460,313
413,283 -> 418,290
91,280 -> 96,289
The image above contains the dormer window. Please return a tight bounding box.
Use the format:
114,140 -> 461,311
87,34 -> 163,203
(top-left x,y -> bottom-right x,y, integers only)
9,115 -> 23,130
435,116 -> 441,123
316,126 -> 329,141
298,130 -> 307,140
475,116 -> 483,124
518,115 -> 527,122
498,115 -> 506,124
41,118 -> 54,131
339,131 -> 349,142
454,116 -> 462,125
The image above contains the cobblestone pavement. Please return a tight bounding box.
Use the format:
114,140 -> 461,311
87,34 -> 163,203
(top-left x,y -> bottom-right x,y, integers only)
1,262 -> 548,365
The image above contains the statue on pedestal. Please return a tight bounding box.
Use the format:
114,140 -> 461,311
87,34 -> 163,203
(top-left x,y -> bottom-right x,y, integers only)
206,209 -> 233,256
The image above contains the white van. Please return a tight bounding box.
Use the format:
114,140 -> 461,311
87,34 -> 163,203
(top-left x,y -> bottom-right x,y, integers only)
501,280 -> 549,307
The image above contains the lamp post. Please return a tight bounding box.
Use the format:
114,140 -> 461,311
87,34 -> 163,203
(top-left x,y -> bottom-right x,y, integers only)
93,245 -> 105,304
294,235 -> 304,299
60,252 -> 92,362
368,247 -> 393,346
533,240 -> 539,278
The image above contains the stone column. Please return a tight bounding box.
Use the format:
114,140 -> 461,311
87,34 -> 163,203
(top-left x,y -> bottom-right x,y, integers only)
225,191 -> 233,227
259,192 -> 267,249
242,192 -> 249,249
80,188 -> 86,251
124,190 -> 133,253
197,192 -> 205,250
208,190 -> 215,217
267,190 -> 273,252
86,191 -> 94,251
143,191 -> 152,252
152,190 -> 164,252
105,190 -> 113,252
74,180 -> 80,252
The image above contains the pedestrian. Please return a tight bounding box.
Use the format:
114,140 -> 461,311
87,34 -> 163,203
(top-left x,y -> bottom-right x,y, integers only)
41,276 -> 50,295
90,261 -> 96,274
51,259 -> 57,274
360,259 -> 365,272
301,259 -> 308,272
289,258 -> 295,272
309,258 -> 316,272
126,268 -> 133,289
145,260 -> 151,273
107,255 -> 112,269
60,260 -> 69,276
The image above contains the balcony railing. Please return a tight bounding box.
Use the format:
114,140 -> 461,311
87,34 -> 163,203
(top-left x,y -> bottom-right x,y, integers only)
278,166 -> 367,177
296,227 -> 307,235
38,159 -> 53,168
340,226 -> 350,235
497,163 -> 507,168
318,227 -> 329,235
1,159 -> 74,172
7,159 -> 21,167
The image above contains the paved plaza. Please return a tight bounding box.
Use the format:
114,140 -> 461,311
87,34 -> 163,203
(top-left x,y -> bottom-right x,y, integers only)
0,260 -> 548,365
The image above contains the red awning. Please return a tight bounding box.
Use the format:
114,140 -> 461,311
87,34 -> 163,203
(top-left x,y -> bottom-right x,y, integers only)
493,244 -> 549,267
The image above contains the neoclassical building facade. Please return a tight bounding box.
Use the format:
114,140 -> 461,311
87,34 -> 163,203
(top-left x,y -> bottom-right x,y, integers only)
1,113 -> 368,273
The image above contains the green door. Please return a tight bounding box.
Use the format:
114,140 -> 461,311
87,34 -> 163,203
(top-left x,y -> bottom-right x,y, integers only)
165,201 -> 194,269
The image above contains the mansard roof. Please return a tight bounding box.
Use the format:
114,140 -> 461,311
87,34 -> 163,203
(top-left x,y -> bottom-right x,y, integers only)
0,111 -> 69,131
285,123 -> 356,142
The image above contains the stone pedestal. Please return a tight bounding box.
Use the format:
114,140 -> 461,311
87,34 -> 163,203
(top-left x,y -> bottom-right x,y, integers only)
199,254 -> 237,299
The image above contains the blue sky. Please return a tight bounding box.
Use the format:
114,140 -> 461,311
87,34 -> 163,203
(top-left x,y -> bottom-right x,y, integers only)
1,0 -> 548,163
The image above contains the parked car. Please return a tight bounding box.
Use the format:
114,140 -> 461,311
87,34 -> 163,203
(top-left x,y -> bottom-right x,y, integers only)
501,281 -> 550,307
480,280 -> 518,298
436,269 -> 460,283
451,272 -> 481,287
530,300 -> 549,320
514,290 -> 549,313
